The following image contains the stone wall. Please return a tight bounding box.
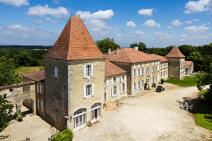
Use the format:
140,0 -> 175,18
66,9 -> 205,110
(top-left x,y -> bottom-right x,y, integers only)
67,59 -> 105,131
105,74 -> 127,102
167,58 -> 185,79
44,59 -> 69,131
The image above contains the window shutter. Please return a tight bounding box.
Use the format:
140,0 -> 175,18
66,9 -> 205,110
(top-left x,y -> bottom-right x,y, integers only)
40,84 -> 42,93
135,69 -> 137,76
121,83 -> 123,93
111,86 -> 114,96
121,76 -> 123,83
83,85 -> 86,98
91,64 -> 94,76
92,84 -> 94,96
125,82 -> 127,94
112,78 -> 114,84
84,65 -> 86,78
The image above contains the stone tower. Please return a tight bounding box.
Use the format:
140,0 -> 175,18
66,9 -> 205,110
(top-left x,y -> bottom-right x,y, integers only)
166,46 -> 185,80
44,16 -> 105,130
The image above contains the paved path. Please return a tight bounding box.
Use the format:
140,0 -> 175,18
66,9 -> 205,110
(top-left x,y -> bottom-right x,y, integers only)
74,84 -> 212,141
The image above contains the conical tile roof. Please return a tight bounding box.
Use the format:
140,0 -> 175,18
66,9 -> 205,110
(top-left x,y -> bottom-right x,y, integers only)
165,46 -> 185,58
44,16 -> 104,60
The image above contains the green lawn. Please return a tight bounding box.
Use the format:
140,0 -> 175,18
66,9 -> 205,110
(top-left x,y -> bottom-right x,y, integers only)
16,66 -> 44,76
194,103 -> 212,130
165,76 -> 197,87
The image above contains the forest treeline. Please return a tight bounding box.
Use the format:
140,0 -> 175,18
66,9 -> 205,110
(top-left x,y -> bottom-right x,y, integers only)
0,39 -> 211,86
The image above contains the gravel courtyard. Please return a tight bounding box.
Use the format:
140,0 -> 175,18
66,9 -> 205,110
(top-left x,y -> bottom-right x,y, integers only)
0,84 -> 211,141
74,84 -> 212,141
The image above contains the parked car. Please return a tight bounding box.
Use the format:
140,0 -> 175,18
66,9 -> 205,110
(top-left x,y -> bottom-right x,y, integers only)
155,86 -> 165,92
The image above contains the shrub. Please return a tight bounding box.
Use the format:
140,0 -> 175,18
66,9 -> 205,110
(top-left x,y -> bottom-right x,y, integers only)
161,79 -> 164,84
152,82 -> 156,88
201,89 -> 212,103
51,128 -> 73,141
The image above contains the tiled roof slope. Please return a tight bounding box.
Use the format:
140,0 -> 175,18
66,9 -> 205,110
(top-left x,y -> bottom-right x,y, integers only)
23,70 -> 45,82
106,48 -> 159,63
185,61 -> 192,66
105,60 -> 126,77
165,46 -> 185,58
149,54 -> 168,62
44,16 -> 104,60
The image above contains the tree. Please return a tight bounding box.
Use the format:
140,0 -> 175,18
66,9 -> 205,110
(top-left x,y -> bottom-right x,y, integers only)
187,51 -> 204,71
0,57 -> 22,86
0,96 -> 17,132
130,42 -> 147,51
96,38 -> 120,53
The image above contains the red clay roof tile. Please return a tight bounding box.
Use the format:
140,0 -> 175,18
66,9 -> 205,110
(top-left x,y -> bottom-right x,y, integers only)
106,48 -> 159,63
165,46 -> 185,58
44,16 -> 104,60
105,60 -> 126,77
149,54 -> 168,62
23,70 -> 45,82
185,61 -> 192,66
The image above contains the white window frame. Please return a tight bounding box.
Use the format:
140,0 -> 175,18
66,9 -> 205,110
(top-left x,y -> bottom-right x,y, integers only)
84,64 -> 93,78
54,67 -> 58,77
83,84 -> 94,98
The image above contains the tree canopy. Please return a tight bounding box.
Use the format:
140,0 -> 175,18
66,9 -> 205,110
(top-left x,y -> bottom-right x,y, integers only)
0,57 -> 22,86
129,42 -> 147,51
96,38 -> 120,54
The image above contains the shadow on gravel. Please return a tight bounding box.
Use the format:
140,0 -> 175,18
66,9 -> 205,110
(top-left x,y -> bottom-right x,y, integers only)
0,135 -> 9,140
176,97 -> 199,113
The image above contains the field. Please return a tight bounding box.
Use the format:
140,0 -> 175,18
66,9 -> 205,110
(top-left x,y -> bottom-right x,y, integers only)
165,76 -> 197,87
16,66 -> 44,79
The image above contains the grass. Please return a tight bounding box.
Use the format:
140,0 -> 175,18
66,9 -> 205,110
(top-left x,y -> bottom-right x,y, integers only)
16,66 -> 44,76
194,103 -> 212,130
165,76 -> 197,87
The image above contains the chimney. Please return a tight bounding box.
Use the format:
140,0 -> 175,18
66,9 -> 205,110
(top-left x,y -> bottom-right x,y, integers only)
108,48 -> 111,55
115,48 -> 119,54
134,46 -> 138,50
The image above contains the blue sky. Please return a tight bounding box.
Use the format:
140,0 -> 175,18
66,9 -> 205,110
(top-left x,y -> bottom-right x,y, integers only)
0,0 -> 212,47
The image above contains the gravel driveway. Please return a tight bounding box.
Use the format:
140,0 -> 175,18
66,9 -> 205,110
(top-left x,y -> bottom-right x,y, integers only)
74,84 -> 212,141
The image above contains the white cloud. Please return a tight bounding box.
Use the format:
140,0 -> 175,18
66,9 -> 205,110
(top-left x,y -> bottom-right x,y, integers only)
34,20 -> 43,24
144,20 -> 160,28
181,34 -> 188,38
184,0 -> 211,14
1,24 -> 58,45
136,30 -> 144,35
27,5 -> 69,18
0,0 -> 28,6
171,19 -> 182,26
126,21 -> 136,27
186,19 -> 199,24
154,32 -> 172,38
76,9 -> 114,20
184,24 -> 209,32
85,19 -> 110,32
138,8 -> 153,16
167,26 -> 173,29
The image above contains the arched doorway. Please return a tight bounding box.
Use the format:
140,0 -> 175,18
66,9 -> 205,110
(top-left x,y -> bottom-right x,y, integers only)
22,98 -> 34,114
91,103 -> 101,123
73,108 -> 86,131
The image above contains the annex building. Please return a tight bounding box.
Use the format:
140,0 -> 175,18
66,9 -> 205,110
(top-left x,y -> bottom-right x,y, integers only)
0,16 -> 194,132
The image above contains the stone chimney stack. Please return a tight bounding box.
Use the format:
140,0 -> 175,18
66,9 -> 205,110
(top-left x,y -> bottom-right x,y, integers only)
108,48 -> 111,55
134,46 -> 138,50
115,48 -> 119,54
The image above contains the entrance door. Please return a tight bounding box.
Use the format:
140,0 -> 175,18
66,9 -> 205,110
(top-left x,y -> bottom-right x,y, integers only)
91,103 -> 101,122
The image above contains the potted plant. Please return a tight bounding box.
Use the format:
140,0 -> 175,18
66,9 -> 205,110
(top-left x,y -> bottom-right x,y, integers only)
152,82 -> 156,88
161,79 -> 164,84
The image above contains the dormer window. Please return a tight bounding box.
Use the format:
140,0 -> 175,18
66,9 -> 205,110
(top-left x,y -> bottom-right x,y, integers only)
54,67 -> 58,77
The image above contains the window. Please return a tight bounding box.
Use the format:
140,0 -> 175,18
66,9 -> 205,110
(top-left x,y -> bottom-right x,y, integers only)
121,75 -> 125,82
91,103 -> 101,121
141,68 -> 144,75
138,69 -> 141,76
161,72 -> 163,77
86,85 -> 92,96
134,70 -> 136,77
133,82 -> 137,90
84,64 -> 93,78
121,83 -> 125,93
36,84 -> 42,93
73,108 -> 86,129
84,84 -> 94,98
138,81 -> 140,89
54,67 -> 58,77
40,100 -> 43,112
113,86 -> 117,96
113,77 -> 117,83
